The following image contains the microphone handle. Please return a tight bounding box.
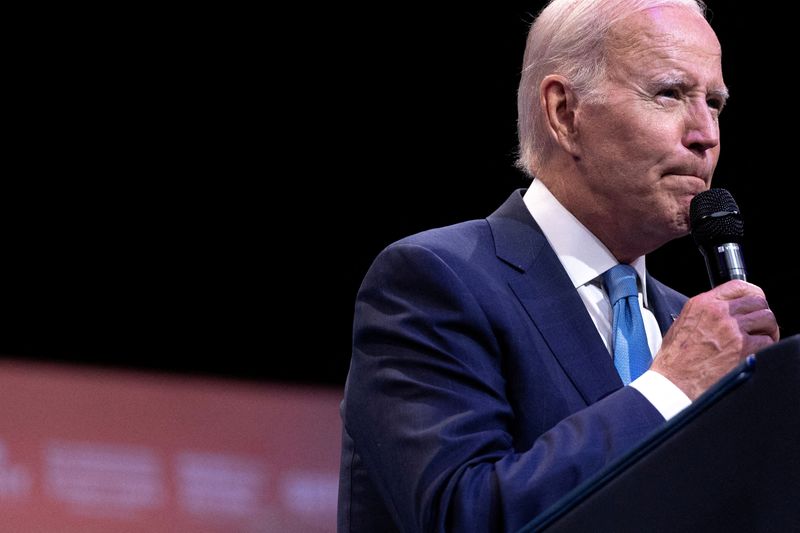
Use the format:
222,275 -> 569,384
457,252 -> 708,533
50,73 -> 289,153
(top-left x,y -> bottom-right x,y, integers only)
699,242 -> 747,288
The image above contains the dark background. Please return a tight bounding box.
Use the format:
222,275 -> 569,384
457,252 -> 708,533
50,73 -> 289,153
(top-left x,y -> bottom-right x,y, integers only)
5,2 -> 796,386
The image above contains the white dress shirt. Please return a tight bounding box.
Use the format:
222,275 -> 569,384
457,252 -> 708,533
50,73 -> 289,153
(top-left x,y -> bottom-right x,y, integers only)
523,180 -> 691,420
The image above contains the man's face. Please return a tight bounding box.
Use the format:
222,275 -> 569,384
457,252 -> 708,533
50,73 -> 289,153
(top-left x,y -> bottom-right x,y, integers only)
573,6 -> 726,256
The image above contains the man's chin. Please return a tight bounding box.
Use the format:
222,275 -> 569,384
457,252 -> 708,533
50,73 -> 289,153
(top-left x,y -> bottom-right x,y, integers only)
653,219 -> 691,251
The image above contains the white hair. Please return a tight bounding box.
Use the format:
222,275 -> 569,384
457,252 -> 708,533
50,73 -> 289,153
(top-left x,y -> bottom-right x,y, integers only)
516,0 -> 708,176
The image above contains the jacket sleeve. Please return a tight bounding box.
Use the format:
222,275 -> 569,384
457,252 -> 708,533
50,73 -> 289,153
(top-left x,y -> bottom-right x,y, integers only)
342,242 -> 665,532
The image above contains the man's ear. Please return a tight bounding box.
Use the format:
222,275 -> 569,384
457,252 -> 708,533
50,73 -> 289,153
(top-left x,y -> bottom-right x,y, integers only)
540,75 -> 581,157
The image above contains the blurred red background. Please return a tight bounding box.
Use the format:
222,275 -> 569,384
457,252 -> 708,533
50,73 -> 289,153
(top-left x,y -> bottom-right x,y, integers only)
0,360 -> 341,532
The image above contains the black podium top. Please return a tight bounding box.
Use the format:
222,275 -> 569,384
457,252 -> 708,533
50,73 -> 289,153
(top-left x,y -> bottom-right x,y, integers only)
521,334 -> 800,533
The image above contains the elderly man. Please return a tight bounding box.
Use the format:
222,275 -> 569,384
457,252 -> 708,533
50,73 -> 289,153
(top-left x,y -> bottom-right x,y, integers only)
338,1 -> 779,531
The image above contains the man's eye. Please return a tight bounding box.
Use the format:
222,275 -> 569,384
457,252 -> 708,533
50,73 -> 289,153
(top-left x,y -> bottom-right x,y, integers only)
657,88 -> 680,99
708,98 -> 725,111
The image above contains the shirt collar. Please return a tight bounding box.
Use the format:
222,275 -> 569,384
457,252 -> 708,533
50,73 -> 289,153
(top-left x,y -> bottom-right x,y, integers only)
522,179 -> 650,306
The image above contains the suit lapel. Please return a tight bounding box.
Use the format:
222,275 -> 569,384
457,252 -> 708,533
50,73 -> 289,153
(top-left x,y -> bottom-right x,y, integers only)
488,189 -> 623,405
647,275 -> 687,334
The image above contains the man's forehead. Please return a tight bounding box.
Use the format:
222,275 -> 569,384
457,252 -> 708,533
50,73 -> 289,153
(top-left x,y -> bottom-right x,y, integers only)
608,6 -> 721,56
605,8 -> 724,84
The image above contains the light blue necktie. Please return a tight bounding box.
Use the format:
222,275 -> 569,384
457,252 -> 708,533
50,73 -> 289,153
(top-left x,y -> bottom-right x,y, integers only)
603,264 -> 652,385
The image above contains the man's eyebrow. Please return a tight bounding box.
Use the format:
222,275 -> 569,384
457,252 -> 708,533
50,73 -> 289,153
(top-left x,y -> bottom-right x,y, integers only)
709,86 -> 730,101
650,73 -> 729,100
651,73 -> 690,86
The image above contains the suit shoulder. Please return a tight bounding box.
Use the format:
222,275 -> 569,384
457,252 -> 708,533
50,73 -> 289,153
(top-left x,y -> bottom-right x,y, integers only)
388,219 -> 492,261
361,220 -> 497,288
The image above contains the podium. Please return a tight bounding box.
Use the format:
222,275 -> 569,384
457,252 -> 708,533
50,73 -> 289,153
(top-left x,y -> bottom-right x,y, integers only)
520,334 -> 800,532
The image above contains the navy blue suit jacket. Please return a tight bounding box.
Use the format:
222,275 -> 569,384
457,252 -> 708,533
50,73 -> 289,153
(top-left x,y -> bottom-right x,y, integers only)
338,189 -> 688,532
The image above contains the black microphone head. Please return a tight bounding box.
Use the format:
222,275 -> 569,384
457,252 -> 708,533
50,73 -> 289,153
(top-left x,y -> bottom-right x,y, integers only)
690,188 -> 744,246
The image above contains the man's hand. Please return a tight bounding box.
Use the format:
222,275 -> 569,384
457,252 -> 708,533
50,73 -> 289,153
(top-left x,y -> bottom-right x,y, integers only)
651,280 -> 779,400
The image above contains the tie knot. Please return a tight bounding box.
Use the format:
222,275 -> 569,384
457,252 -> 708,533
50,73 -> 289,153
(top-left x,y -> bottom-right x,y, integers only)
603,264 -> 639,305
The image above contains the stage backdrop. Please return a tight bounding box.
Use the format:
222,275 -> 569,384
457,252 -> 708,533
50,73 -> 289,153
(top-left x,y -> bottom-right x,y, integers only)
0,359 -> 341,532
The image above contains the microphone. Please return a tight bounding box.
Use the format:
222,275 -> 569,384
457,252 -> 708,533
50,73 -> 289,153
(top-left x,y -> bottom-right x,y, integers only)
689,188 -> 747,288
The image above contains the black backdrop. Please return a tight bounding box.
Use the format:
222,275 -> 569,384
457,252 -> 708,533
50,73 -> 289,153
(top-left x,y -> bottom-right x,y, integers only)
4,2 -> 796,385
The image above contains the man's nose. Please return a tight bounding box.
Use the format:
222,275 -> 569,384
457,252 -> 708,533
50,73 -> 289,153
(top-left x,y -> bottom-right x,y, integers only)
682,100 -> 720,154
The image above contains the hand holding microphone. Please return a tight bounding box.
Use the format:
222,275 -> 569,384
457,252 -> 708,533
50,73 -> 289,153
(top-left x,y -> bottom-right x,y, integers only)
649,189 -> 779,400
